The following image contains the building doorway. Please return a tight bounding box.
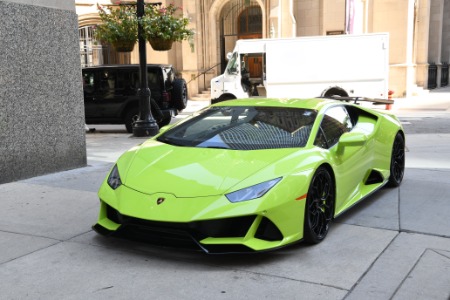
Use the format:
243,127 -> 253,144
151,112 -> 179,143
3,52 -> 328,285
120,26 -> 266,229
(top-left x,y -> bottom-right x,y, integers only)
220,0 -> 262,75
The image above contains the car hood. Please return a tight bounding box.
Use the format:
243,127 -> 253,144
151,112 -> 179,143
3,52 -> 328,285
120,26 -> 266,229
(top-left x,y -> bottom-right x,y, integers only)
121,141 -> 292,197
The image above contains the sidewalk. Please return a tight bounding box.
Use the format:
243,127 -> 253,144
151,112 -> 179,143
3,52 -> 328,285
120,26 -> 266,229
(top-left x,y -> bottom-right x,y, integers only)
392,86 -> 450,112
0,94 -> 450,299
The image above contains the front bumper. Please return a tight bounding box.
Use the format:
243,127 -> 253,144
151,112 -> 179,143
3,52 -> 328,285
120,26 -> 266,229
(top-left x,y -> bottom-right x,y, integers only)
93,202 -> 290,253
93,183 -> 305,253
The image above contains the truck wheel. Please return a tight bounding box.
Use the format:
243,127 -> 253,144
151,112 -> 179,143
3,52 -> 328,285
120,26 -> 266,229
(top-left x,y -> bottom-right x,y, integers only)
172,78 -> 188,110
323,87 -> 348,99
124,107 -> 139,133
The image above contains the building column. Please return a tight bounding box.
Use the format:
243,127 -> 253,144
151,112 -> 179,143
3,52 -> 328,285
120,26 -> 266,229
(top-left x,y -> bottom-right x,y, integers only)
414,0 -> 431,89
280,0 -> 296,37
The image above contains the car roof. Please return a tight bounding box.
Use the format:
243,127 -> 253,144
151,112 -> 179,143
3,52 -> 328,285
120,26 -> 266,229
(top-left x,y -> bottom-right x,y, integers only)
82,64 -> 173,70
213,98 -> 337,111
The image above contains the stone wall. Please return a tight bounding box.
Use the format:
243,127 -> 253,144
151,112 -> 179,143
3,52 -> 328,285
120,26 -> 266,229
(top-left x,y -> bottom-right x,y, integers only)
0,0 -> 86,184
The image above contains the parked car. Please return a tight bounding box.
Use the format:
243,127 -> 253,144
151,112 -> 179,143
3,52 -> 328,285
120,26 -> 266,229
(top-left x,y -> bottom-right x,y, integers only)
92,97 -> 405,253
82,64 -> 188,132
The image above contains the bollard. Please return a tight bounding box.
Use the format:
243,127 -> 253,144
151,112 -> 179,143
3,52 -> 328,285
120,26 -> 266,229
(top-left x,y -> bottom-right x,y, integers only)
386,90 -> 394,110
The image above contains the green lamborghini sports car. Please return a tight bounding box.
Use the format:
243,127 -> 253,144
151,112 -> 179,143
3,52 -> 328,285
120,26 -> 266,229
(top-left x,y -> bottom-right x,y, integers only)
93,98 -> 405,253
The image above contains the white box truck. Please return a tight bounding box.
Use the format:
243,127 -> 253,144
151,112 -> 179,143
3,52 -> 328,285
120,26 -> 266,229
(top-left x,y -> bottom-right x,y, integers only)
210,33 -> 389,103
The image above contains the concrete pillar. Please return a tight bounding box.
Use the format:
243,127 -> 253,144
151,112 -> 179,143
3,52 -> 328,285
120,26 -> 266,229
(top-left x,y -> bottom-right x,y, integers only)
1,0 -> 86,183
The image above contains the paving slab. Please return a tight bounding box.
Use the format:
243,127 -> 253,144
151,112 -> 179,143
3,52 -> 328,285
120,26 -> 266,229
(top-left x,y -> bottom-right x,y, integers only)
0,231 -> 58,264
400,169 -> 450,238
22,164 -> 111,193
0,241 -> 347,300
0,182 -> 98,240
346,232 -> 450,300
72,222 -> 397,292
392,249 -> 450,300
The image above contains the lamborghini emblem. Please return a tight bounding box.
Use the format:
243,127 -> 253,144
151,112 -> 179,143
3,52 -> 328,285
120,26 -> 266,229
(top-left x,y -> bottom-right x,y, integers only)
156,197 -> 165,205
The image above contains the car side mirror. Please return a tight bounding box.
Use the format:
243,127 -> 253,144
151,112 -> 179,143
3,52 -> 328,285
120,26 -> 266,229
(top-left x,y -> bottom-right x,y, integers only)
337,132 -> 367,154
226,52 -> 233,60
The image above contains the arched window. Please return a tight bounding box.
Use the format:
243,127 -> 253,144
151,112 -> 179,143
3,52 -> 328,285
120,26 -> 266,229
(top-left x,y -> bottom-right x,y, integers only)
238,5 -> 262,39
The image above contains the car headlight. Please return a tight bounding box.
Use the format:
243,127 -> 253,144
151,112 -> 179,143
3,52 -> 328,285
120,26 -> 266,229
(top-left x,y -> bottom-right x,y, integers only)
226,177 -> 282,203
107,164 -> 122,190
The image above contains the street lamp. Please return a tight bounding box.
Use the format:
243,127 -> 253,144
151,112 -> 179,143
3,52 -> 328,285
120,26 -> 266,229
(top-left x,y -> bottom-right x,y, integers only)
131,0 -> 161,137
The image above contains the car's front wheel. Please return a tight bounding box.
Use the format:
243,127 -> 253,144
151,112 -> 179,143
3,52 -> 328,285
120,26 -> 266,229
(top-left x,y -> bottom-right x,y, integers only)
304,166 -> 335,244
387,132 -> 405,187
124,107 -> 139,133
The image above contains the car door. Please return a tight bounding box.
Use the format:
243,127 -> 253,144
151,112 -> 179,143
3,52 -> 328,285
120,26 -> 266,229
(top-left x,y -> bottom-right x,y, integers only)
314,105 -> 371,213
82,69 -> 99,120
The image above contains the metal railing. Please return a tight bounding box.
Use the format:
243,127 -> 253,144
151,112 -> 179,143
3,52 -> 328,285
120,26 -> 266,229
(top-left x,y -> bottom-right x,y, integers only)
187,62 -> 222,90
428,63 -> 437,89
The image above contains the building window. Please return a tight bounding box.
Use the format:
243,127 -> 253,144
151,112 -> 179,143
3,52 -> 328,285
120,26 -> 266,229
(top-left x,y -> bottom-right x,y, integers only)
79,25 -> 132,67
238,5 -> 262,36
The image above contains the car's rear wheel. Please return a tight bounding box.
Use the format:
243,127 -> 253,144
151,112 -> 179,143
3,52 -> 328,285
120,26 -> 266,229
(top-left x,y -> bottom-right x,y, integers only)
387,132 -> 405,187
172,78 -> 188,110
304,166 -> 335,244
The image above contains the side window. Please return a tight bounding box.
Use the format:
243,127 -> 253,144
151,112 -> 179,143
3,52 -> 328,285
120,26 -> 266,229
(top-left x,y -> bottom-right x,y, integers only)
82,71 -> 95,95
314,106 -> 354,148
147,69 -> 161,90
115,70 -> 129,90
99,70 -> 117,91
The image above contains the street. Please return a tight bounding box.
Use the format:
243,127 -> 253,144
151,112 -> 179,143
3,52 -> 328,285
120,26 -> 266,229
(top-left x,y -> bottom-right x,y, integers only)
0,94 -> 449,299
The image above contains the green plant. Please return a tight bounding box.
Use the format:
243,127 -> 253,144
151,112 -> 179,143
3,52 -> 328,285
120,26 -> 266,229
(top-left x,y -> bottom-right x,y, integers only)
141,3 -> 195,50
94,4 -> 138,45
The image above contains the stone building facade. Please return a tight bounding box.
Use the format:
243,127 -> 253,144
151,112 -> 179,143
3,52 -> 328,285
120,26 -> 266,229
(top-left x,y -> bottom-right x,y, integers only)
0,0 -> 86,183
76,0 -> 450,98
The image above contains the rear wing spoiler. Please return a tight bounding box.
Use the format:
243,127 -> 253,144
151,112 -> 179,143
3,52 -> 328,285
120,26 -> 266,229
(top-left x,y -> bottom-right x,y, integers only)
329,96 -> 394,105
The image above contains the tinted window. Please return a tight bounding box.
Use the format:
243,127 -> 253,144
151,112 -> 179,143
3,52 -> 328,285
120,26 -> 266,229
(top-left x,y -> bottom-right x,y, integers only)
158,106 -> 317,150
99,70 -> 117,91
315,106 -> 353,148
82,71 -> 95,95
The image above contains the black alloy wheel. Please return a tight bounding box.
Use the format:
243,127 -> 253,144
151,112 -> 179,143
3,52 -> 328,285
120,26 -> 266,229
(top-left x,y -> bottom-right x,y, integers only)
304,166 -> 335,244
387,132 -> 405,187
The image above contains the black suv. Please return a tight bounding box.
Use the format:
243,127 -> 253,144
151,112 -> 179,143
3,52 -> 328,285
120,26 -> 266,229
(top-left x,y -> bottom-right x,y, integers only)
82,64 -> 188,132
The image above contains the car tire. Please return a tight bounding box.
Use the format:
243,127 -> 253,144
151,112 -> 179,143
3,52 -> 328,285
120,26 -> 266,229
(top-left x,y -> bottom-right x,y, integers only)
124,107 -> 139,133
172,78 -> 188,110
387,132 -> 405,187
304,166 -> 335,244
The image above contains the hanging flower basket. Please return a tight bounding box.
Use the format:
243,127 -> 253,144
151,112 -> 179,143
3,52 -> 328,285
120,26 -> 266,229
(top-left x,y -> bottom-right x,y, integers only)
148,37 -> 174,51
141,4 -> 195,52
94,4 -> 138,51
112,40 -> 136,52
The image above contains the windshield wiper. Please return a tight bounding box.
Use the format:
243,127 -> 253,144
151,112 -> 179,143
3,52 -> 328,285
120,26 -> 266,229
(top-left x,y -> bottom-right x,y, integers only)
204,146 -> 230,149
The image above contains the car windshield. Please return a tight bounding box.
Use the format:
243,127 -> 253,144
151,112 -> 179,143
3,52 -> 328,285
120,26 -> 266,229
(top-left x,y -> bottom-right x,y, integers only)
157,106 -> 317,150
